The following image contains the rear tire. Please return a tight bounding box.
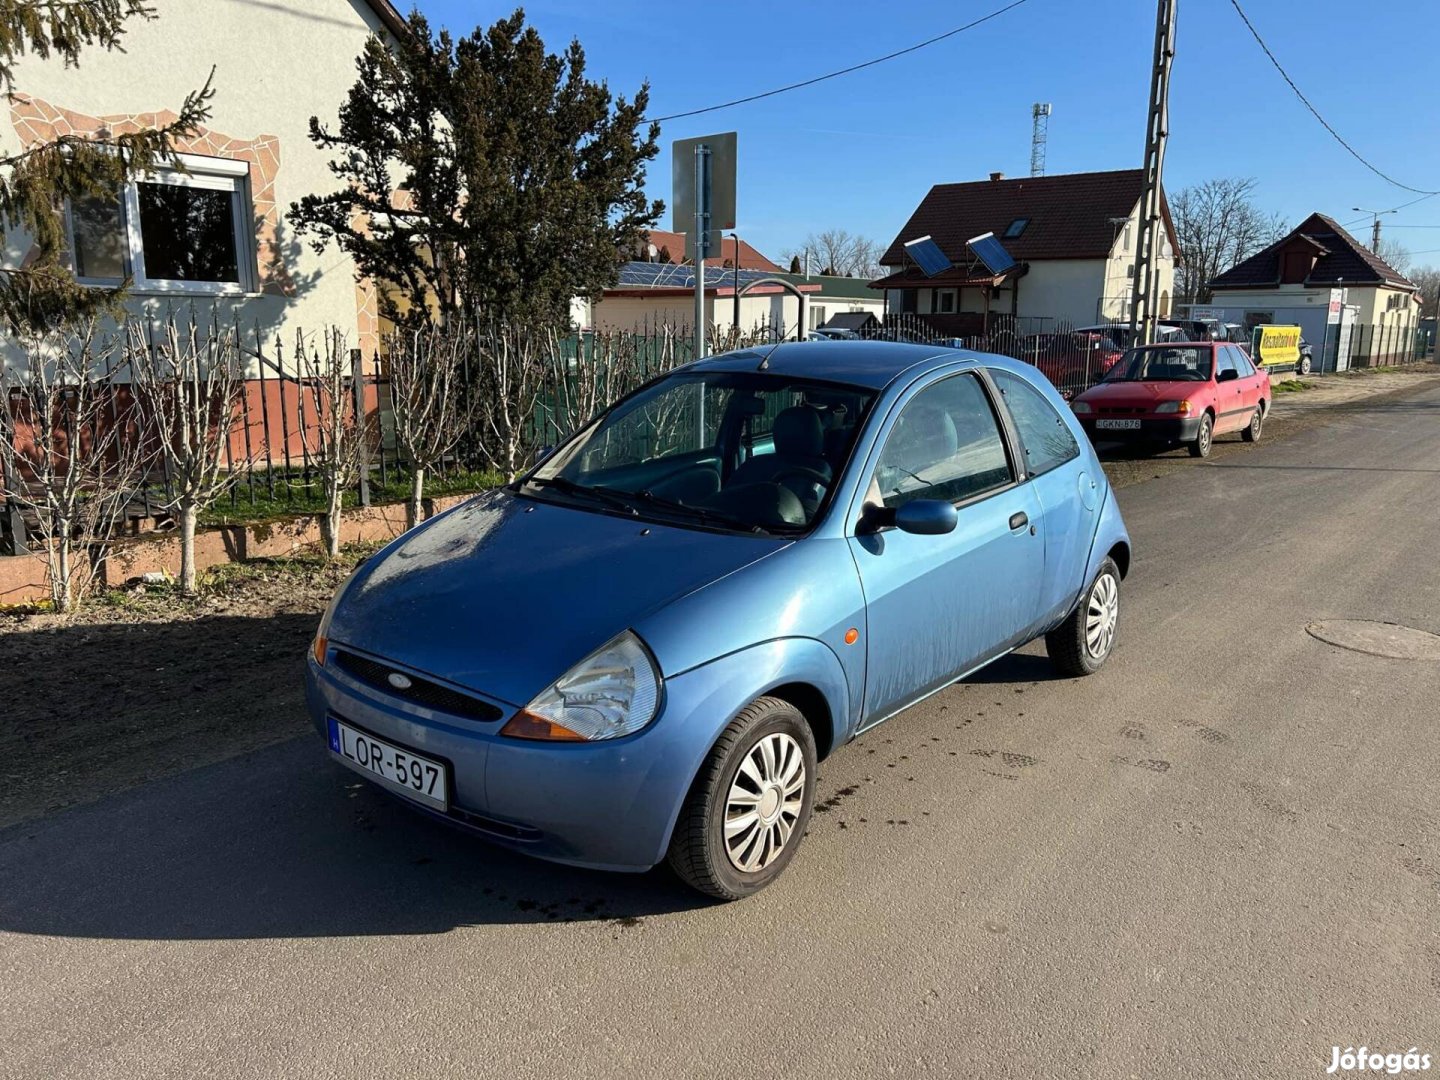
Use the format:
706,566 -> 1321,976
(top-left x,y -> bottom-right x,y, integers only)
667,697 -> 817,901
1188,412 -> 1214,458
1242,402 -> 1264,442
1299,354 -> 1312,376
1046,558 -> 1122,677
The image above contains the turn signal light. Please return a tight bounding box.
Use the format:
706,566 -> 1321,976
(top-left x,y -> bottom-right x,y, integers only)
312,635 -> 327,666
1176,400 -> 1192,416
500,709 -> 587,742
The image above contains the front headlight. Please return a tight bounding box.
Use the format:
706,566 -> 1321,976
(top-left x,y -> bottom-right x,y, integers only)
502,631 -> 662,742
1154,400 -> 1191,415
1071,400 -> 1093,415
312,582 -> 347,666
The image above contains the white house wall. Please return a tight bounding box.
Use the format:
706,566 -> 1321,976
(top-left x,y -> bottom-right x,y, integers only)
1,0 -> 387,373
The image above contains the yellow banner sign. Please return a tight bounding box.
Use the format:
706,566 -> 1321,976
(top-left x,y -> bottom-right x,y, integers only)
1256,324 -> 1301,367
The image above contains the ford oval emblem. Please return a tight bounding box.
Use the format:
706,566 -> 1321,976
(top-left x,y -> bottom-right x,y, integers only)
387,672 -> 413,691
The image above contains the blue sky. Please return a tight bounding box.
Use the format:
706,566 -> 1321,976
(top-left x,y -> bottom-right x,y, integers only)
412,0 -> 1440,268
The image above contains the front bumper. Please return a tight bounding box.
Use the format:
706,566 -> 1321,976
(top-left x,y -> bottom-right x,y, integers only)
1079,415 -> 1202,443
305,651 -> 730,872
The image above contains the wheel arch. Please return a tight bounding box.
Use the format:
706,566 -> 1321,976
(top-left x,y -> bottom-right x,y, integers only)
765,681 -> 837,760
1107,540 -> 1131,580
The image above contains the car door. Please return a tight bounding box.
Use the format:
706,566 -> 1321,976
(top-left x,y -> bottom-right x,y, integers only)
1214,345 -> 1246,432
990,368 -> 1096,629
847,370 -> 1044,726
1231,346 -> 1264,417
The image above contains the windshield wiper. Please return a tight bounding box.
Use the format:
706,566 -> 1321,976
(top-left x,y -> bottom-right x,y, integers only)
523,476 -> 638,514
595,486 -> 774,535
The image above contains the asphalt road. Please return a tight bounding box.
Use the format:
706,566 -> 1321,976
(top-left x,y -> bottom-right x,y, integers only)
4,384 -> 1440,1080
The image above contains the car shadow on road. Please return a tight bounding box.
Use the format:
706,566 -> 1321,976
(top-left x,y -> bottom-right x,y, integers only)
960,647 -> 1067,684
0,724 -> 708,943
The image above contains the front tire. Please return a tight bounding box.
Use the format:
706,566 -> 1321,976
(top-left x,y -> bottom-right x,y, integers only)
667,697 -> 817,900
1189,412 -> 1214,458
1046,557 -> 1122,677
1299,354 -> 1312,376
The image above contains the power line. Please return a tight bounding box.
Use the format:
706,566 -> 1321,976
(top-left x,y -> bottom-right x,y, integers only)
647,0 -> 1033,123
1227,0 -> 1440,197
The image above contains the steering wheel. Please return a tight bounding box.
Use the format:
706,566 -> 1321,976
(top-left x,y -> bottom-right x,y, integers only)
770,465 -> 831,490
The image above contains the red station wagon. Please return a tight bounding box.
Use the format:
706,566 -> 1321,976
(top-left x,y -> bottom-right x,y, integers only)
1069,342 -> 1270,458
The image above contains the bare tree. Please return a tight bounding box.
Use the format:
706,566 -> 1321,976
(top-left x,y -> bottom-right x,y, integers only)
1408,265 -> 1440,318
0,321 -> 149,611
126,314 -> 248,593
1373,236 -> 1413,276
1171,178 -> 1288,304
781,229 -> 886,279
476,323 -> 550,481
293,328 -> 370,558
385,320 -> 481,530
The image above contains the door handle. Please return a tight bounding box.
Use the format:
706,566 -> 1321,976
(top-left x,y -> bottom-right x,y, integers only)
1009,511 -> 1028,531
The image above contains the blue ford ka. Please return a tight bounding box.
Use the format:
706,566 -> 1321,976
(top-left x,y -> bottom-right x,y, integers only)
306,342 -> 1130,899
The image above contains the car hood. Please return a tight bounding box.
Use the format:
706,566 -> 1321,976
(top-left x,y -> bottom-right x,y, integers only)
327,490 -> 790,706
1077,380 -> 1199,406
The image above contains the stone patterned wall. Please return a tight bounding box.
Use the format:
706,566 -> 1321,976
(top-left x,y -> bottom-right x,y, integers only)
9,95 -> 294,297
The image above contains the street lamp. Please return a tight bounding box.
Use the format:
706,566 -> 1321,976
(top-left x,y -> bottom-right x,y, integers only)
1352,206 -> 1397,252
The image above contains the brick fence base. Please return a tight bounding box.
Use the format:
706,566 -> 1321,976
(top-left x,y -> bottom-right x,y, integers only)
0,493 -> 478,607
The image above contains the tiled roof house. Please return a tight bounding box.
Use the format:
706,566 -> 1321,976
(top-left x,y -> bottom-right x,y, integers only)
872,168 -> 1180,331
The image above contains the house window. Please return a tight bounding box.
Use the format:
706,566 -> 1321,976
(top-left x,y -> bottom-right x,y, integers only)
1003,218 -> 1029,239
935,289 -> 956,314
1123,224 -> 1132,251
65,153 -> 255,295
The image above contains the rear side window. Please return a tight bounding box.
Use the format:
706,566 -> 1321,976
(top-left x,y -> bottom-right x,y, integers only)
990,370 -> 1080,478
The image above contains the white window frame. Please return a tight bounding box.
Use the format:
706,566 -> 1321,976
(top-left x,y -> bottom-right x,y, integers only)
65,152 -> 257,297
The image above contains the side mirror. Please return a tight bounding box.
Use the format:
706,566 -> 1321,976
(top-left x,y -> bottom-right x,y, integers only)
1216,369 -> 1238,383
893,499 -> 958,536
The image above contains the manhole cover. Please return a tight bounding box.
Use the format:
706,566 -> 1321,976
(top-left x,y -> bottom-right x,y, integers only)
1305,620 -> 1440,660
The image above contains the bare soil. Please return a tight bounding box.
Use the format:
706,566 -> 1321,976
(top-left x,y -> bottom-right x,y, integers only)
0,548 -> 376,830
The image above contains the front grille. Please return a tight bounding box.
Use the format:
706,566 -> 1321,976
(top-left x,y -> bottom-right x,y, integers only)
333,650 -> 503,723
1099,406 -> 1145,415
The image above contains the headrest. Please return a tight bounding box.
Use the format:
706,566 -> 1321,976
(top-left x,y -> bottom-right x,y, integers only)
886,404 -> 959,470
773,406 -> 825,458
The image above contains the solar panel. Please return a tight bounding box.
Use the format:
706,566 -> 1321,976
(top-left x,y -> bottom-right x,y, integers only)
967,232 -> 1016,275
903,236 -> 952,277
613,261 -> 784,291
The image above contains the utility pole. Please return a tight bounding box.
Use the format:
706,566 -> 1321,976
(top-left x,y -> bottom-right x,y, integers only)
692,142 -> 712,361
1030,103 -> 1051,177
1352,206 -> 1396,253
1129,0 -> 1175,348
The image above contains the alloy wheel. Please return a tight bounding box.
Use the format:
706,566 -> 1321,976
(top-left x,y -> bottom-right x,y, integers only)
724,732 -> 806,873
1085,572 -> 1119,660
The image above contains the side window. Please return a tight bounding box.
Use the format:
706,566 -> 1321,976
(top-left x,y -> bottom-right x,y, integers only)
990,370 -> 1080,477
873,374 -> 1013,509
1232,347 -> 1256,377
1217,347 -> 1238,380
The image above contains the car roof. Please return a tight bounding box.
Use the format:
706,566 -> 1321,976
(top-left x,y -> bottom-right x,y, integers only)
684,340 -> 982,390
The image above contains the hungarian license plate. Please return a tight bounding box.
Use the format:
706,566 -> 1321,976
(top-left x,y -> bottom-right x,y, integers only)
328,717 -> 448,812
1096,418 -> 1142,430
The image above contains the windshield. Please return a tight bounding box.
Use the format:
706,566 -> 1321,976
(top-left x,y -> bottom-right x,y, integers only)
524,371 -> 877,534
1104,346 -> 1214,382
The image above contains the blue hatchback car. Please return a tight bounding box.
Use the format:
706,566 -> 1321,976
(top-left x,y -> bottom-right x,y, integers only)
306,342 -> 1131,899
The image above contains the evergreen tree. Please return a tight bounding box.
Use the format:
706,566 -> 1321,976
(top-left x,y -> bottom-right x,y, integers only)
290,8 -> 662,330
0,0 -> 213,330
788,254 -> 801,274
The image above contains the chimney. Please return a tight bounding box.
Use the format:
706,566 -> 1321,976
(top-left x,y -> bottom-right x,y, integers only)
990,171 -> 1005,182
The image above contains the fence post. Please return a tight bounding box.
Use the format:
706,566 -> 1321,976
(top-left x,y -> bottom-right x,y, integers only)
351,348 -> 370,508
